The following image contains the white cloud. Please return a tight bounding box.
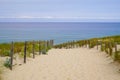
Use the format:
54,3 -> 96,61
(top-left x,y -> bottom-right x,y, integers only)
0,16 -> 120,20
0,16 -> 48,18
17,16 -> 34,18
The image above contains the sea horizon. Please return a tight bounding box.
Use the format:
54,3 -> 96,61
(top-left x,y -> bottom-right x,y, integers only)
0,22 -> 120,44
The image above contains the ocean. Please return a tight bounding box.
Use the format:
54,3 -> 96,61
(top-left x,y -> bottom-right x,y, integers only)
0,22 -> 120,44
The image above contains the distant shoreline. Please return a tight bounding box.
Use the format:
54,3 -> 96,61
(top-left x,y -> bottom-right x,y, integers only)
0,22 -> 120,23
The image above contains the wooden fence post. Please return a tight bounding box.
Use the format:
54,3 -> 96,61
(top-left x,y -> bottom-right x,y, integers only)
109,42 -> 112,56
51,40 -> 54,47
39,41 -> 41,55
10,41 -> 14,70
47,40 -> 49,48
105,42 -> 108,54
115,42 -> 117,53
68,42 -> 70,49
88,40 -> 90,48
73,40 -> 75,48
49,40 -> 51,48
50,40 -> 52,48
114,42 -> 118,60
87,40 -> 88,48
24,41 -> 27,63
100,41 -> 102,51
44,41 -> 47,54
32,40 -> 35,59
97,41 -> 98,50
85,40 -> 87,48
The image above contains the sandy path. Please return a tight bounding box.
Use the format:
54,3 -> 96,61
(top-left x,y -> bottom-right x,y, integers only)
3,48 -> 120,80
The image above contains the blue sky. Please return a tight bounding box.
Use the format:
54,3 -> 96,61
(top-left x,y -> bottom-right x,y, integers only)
0,0 -> 120,22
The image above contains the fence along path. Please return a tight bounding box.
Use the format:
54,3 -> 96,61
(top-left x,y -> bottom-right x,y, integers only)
9,40 -> 54,70
2,38 -> 120,80
54,39 -> 120,61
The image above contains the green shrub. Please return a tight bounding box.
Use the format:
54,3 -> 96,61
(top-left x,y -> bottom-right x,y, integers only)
0,63 -> 2,80
0,69 -> 2,80
4,58 -> 11,68
0,49 -> 10,57
105,48 -> 109,54
114,51 -> 120,61
101,45 -> 105,51
42,50 -> 47,55
3,50 -> 10,56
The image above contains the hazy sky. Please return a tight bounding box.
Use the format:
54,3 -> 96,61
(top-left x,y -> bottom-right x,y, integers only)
0,0 -> 120,22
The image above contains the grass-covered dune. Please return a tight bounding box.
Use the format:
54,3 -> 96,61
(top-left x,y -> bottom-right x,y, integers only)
0,40 -> 53,74
54,35 -> 120,61
0,35 -> 120,79
0,40 -> 53,57
0,40 -> 54,79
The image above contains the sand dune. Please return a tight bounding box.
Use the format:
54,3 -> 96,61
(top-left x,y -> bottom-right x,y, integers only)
2,48 -> 120,80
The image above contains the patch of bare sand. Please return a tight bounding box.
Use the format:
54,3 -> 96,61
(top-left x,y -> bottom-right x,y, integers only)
2,48 -> 120,80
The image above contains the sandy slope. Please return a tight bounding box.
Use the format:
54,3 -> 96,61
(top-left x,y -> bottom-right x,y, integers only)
2,48 -> 120,80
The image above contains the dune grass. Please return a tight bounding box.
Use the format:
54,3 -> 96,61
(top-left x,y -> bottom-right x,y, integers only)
0,61 -> 3,80
54,35 -> 120,62
0,40 -> 52,57
0,40 -> 53,71
0,69 -> 1,80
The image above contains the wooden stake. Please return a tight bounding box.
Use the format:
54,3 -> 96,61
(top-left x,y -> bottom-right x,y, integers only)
10,41 -> 14,70
85,40 -> 87,48
24,41 -> 27,63
109,42 -> 112,56
88,40 -> 90,48
51,40 -> 54,47
39,41 -> 41,55
115,42 -> 117,53
114,42 -> 118,60
47,40 -> 49,48
32,40 -> 35,59
100,41 -> 102,51
97,41 -> 98,50
44,41 -> 47,54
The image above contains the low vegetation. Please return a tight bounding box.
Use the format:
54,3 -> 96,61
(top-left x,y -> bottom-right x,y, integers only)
0,40 -> 53,71
0,40 -> 53,57
4,58 -> 11,68
0,60 -> 4,80
54,35 -> 120,62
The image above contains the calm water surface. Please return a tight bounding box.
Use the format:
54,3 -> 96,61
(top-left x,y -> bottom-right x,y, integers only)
0,22 -> 120,44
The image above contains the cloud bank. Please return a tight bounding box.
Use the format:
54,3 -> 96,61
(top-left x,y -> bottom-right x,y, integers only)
0,16 -> 120,20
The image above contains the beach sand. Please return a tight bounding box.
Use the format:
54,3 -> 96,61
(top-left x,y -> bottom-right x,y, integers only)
2,48 -> 120,80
